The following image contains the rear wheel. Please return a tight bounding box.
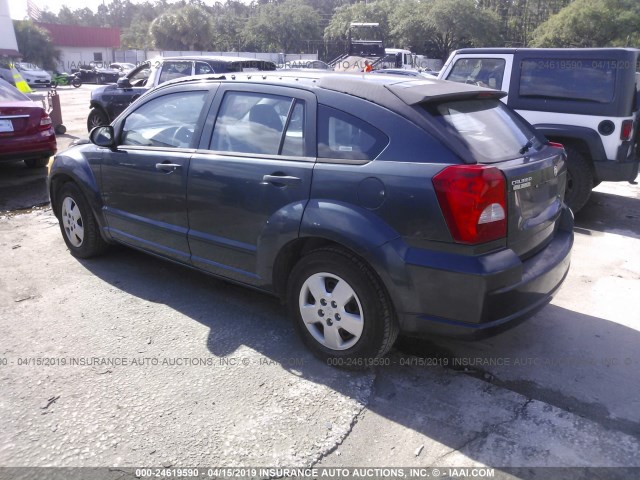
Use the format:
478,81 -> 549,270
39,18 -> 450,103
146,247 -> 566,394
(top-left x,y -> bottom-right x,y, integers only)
564,146 -> 593,213
56,183 -> 108,258
71,77 -> 82,88
24,157 -> 49,168
87,109 -> 108,132
288,248 -> 398,368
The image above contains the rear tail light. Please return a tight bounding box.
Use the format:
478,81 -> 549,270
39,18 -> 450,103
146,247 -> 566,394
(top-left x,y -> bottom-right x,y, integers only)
548,141 -> 564,149
620,120 -> 633,141
39,112 -> 52,131
433,165 -> 507,244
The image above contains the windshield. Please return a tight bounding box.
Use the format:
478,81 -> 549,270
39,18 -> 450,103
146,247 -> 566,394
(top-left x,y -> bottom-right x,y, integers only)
427,99 -> 541,163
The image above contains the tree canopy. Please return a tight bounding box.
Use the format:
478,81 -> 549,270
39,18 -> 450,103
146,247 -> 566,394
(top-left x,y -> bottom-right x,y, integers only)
26,0 -> 640,62
529,0 -> 640,47
13,21 -> 60,70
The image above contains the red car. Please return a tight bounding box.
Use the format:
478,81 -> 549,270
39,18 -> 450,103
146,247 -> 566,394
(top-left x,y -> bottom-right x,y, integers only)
0,78 -> 56,168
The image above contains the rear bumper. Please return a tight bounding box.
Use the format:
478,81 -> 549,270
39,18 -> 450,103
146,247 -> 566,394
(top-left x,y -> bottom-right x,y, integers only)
380,207 -> 574,340
0,135 -> 56,162
594,157 -> 639,182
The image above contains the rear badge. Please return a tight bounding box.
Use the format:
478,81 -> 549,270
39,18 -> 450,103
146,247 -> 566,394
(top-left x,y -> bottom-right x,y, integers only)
512,176 -> 532,191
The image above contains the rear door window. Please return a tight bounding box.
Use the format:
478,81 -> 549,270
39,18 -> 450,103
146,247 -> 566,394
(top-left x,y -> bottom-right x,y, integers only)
158,61 -> 193,84
195,62 -> 214,75
318,105 -> 388,160
427,99 -> 540,163
210,91 -> 305,156
519,59 -> 616,103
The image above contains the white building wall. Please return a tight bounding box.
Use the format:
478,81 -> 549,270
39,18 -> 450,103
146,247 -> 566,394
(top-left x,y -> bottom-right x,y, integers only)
56,47 -> 116,72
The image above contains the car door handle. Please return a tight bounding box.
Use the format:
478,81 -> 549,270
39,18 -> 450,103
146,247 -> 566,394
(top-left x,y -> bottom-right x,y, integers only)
262,175 -> 301,186
155,162 -> 182,172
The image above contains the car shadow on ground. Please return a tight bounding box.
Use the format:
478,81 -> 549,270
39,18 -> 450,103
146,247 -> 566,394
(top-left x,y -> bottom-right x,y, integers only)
574,190 -> 640,240
0,161 -> 49,211
76,242 -> 640,469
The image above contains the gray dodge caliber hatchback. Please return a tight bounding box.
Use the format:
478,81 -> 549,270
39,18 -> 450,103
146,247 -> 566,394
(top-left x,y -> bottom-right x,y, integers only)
49,72 -> 574,367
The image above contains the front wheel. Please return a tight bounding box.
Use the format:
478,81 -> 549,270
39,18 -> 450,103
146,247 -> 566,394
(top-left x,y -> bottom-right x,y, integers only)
87,109 -> 108,132
56,183 -> 108,258
288,248 -> 398,368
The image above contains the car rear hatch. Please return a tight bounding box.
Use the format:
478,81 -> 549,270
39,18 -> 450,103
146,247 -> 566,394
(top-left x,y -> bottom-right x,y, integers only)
401,86 -> 567,258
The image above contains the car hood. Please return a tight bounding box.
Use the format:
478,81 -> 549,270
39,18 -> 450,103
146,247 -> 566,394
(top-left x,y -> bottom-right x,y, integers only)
91,84 -> 113,100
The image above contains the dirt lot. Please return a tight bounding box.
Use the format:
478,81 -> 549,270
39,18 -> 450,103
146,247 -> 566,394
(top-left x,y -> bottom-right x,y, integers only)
0,86 -> 639,479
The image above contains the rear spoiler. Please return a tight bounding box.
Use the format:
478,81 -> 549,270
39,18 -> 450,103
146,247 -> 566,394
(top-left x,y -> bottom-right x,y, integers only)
385,80 -> 506,106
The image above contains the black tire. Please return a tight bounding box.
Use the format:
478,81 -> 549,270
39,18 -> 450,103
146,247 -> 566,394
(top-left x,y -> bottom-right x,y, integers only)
72,77 -> 82,88
24,157 -> 49,168
564,146 -> 593,213
55,124 -> 66,135
288,247 -> 398,368
87,109 -> 108,132
56,182 -> 108,258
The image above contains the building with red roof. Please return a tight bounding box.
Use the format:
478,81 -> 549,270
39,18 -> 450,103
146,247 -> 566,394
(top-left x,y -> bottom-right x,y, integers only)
36,22 -> 121,72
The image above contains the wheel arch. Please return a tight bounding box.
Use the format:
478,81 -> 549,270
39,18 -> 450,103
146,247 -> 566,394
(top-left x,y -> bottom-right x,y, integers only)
88,102 -> 110,122
268,200 -> 405,311
49,167 -> 111,242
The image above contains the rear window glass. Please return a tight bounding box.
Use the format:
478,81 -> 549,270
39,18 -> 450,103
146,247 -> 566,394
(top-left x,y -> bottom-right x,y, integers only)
318,105 -> 389,161
519,59 -> 616,103
428,99 -> 539,163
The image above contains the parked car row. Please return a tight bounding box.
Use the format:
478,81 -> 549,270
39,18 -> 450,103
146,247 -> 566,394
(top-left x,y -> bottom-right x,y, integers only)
0,78 -> 56,168
86,55 -> 277,131
0,61 -> 51,88
41,48 -> 640,367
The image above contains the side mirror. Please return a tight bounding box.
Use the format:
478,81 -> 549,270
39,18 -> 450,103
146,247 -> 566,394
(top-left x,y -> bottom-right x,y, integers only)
89,126 -> 115,148
117,77 -> 132,89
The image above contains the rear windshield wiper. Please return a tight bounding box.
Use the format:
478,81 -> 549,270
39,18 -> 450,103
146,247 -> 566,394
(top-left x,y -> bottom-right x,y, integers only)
519,137 -> 534,154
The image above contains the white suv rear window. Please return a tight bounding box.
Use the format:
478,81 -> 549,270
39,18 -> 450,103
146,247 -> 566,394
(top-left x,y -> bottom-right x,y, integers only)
519,59 -> 616,103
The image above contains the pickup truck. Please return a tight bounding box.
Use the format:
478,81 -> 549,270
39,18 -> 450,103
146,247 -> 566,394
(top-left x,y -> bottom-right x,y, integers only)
439,48 -> 640,212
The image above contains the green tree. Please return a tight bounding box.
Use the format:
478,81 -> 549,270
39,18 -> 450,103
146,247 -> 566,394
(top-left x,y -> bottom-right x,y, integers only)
475,0 -> 572,47
121,15 -> 154,49
150,4 -> 213,50
243,0 -> 322,53
324,0 -> 395,45
530,0 -> 640,47
389,0 -> 503,59
13,20 -> 60,70
210,1 -> 252,52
